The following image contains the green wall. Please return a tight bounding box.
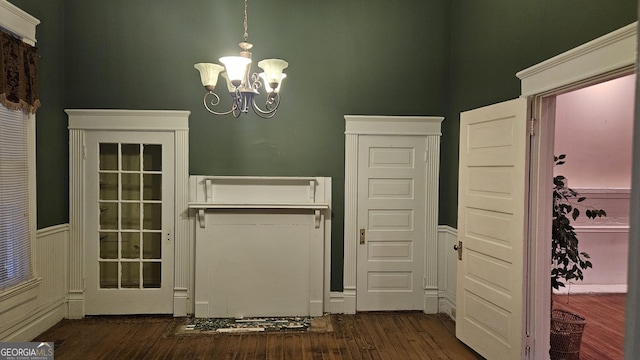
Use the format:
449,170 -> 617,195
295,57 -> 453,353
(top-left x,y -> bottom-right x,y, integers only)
62,0 -> 451,290
10,0 -> 637,291
441,0 -> 638,226
9,0 -> 67,229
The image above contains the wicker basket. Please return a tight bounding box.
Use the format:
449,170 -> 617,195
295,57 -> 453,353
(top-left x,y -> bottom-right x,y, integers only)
550,309 -> 586,360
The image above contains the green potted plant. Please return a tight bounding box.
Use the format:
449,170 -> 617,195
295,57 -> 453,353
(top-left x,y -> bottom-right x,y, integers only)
550,154 -> 607,360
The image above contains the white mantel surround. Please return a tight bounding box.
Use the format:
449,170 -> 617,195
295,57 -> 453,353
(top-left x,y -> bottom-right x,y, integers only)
189,176 -> 331,318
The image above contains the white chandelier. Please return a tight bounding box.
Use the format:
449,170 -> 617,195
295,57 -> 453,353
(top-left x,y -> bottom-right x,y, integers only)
194,0 -> 288,119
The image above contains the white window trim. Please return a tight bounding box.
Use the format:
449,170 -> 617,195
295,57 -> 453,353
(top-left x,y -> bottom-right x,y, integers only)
0,0 -> 40,298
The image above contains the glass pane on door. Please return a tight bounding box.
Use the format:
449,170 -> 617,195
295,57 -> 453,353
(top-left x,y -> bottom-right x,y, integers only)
97,143 -> 163,289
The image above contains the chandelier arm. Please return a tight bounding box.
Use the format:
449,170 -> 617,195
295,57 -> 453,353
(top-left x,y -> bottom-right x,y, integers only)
203,91 -> 236,116
265,92 -> 281,111
251,94 -> 279,119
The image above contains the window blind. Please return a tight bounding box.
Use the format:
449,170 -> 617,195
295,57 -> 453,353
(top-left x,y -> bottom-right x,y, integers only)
0,106 -> 31,291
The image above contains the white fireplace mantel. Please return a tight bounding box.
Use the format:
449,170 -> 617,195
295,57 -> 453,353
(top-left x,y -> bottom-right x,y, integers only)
189,176 -> 332,318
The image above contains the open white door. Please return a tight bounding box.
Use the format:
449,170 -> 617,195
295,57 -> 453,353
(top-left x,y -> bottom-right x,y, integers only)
456,97 -> 528,359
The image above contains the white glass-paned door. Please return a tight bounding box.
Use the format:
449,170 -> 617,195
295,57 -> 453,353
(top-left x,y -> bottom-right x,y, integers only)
85,131 -> 174,315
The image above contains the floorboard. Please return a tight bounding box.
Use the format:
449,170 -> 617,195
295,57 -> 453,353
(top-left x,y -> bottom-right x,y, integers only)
34,312 -> 483,360
32,295 -> 625,359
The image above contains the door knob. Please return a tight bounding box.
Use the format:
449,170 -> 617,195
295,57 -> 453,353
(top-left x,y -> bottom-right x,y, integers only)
454,241 -> 463,260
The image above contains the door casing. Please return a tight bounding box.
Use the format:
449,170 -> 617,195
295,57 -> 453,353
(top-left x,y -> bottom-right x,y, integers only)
343,115 -> 443,314
490,22 -> 637,359
67,110 -> 190,318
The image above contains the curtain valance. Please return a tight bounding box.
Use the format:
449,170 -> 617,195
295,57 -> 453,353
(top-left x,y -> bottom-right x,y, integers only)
0,30 -> 39,114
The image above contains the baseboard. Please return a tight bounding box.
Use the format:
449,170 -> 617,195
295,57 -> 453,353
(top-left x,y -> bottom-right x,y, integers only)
438,297 -> 456,321
173,288 -> 189,317
553,284 -> 627,294
328,292 -> 344,314
424,289 -> 439,314
66,290 -> 84,319
0,302 -> 65,342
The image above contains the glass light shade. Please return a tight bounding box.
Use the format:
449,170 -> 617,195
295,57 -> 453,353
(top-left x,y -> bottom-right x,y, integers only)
219,56 -> 252,87
260,72 -> 286,92
221,72 -> 236,93
257,59 -> 289,88
194,63 -> 224,88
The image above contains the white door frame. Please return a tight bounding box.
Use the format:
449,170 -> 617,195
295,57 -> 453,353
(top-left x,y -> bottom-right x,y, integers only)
67,109 -> 190,318
343,115 -> 443,314
516,22 -> 637,359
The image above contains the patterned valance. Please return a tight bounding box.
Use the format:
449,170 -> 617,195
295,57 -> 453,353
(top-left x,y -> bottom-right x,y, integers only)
0,30 -> 39,114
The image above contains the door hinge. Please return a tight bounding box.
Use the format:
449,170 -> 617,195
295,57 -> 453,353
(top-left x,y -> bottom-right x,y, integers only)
424,150 -> 428,162
529,117 -> 536,137
83,145 -> 87,159
524,334 -> 533,351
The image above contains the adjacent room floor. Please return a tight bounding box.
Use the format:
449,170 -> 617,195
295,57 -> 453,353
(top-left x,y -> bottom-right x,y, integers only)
553,293 -> 626,360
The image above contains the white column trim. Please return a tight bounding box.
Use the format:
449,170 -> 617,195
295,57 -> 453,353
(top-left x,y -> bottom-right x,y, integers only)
424,136 -> 441,289
68,129 -> 85,319
173,129 -> 190,316
343,133 -> 358,314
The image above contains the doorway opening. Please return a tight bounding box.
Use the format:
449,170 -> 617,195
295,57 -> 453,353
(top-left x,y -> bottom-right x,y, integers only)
531,70 -> 635,359
547,73 -> 634,359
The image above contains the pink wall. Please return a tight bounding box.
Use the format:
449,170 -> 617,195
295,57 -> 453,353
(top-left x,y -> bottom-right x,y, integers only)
554,74 -> 634,291
554,74 -> 635,188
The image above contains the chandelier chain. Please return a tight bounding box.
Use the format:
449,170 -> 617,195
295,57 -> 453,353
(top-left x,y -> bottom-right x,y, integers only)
243,0 -> 249,42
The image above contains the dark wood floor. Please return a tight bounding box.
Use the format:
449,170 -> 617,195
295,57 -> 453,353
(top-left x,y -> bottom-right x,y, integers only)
34,312 -> 484,360
33,294 -> 625,359
553,293 -> 626,360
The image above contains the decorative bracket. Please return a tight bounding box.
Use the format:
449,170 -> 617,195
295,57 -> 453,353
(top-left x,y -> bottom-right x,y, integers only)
198,209 -> 206,228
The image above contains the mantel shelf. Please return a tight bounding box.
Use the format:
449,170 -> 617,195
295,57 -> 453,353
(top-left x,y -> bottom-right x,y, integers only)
188,202 -> 330,210
189,202 -> 330,229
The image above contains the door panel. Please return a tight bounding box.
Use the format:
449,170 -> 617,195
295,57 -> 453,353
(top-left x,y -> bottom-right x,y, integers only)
456,98 -> 528,359
85,131 -> 174,315
357,135 -> 426,311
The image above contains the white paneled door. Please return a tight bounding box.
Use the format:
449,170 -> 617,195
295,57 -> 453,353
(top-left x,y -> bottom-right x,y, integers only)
84,131 -> 175,314
456,98 -> 528,359
356,135 -> 426,311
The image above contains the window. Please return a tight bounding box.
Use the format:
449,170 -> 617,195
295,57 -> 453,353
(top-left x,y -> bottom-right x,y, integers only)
0,107 -> 32,291
0,0 -> 39,293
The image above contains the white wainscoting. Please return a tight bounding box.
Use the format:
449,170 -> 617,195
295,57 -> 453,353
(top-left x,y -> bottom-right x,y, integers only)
437,225 -> 458,319
0,224 -> 68,341
554,188 -> 630,294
